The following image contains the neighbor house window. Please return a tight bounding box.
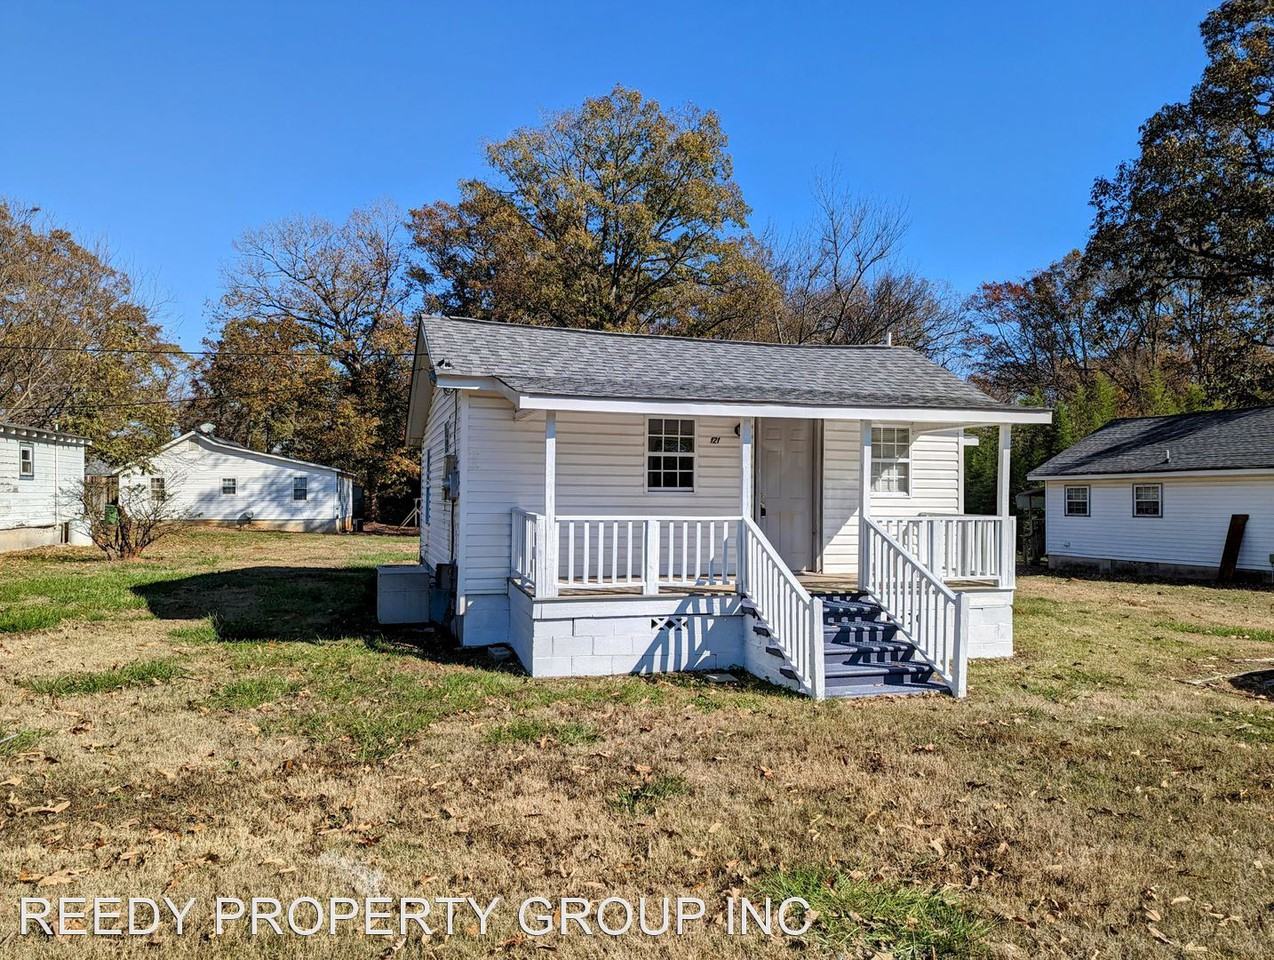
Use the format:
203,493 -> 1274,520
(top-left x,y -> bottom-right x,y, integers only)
221,478 -> 237,495
1133,483 -> 1162,518
18,442 -> 34,479
150,477 -> 166,500
870,426 -> 911,494
647,418 -> 695,491
293,477 -> 308,501
1064,485 -> 1090,517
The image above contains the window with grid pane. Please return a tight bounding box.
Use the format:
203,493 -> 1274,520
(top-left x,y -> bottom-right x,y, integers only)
150,477 -> 166,500
647,418 -> 695,491
870,426 -> 911,494
1133,484 -> 1161,517
1064,485 -> 1089,517
293,477 -> 308,501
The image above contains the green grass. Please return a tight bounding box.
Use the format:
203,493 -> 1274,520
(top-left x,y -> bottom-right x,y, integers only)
613,774 -> 689,813
24,658 -> 185,697
484,717 -> 599,745
208,676 -> 301,709
1209,709 -> 1274,744
757,867 -> 993,959
0,728 -> 45,756
0,565 -> 184,633
169,617 -> 220,642
1159,620 -> 1274,643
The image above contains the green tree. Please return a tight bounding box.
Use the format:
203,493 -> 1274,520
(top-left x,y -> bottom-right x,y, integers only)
1087,0 -> 1272,378
0,201 -> 178,465
197,203 -> 418,520
409,85 -> 780,336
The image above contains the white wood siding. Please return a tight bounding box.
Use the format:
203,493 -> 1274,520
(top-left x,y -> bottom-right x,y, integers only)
1045,476 -> 1274,572
420,387 -> 458,569
122,436 -> 348,529
0,434 -> 84,530
463,394 -> 744,595
821,422 -> 963,575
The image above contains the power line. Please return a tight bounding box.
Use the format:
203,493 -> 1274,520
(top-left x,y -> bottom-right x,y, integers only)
0,342 -> 416,359
41,388 -> 288,412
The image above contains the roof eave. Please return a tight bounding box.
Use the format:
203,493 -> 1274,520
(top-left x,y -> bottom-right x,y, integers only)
1029,465 -> 1274,481
507,389 -> 1051,425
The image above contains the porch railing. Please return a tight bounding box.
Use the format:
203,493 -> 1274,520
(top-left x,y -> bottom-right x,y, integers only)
878,516 -> 1016,589
861,517 -> 968,697
511,512 -> 743,597
738,516 -> 825,698
510,508 -> 540,593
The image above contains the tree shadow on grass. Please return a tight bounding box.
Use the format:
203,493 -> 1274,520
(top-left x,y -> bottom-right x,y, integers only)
133,566 -> 385,643
131,566 -> 502,672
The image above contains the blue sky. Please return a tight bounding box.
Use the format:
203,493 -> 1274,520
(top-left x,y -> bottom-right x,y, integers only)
1,1 -> 1212,348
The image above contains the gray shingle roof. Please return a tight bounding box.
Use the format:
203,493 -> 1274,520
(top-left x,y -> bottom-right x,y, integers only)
421,316 -> 1022,411
1028,407 -> 1274,478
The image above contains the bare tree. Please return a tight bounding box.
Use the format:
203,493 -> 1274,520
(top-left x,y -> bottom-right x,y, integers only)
763,179 -> 972,365
74,477 -> 195,560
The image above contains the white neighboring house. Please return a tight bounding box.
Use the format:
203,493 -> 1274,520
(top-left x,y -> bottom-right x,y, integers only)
0,422 -> 92,552
1029,406 -> 1274,582
392,316 -> 1051,700
112,427 -> 356,533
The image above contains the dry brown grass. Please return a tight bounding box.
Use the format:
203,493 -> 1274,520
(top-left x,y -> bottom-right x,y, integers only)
1,529 -> 1271,957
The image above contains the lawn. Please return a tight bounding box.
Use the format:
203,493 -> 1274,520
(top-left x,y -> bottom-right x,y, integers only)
1,528 -> 1271,958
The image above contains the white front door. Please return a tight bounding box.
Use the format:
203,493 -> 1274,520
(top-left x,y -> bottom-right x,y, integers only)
756,418 -> 815,572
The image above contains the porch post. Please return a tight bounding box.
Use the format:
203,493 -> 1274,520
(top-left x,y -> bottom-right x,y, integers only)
996,424 -> 1015,589
542,411 -> 559,598
858,420 -> 872,589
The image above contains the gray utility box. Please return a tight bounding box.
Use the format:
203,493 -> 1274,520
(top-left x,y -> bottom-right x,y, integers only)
377,564 -> 430,625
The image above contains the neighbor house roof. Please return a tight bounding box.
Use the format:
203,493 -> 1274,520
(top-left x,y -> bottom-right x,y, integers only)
418,315 -> 1033,412
1028,407 -> 1274,479
108,430 -> 355,478
0,422 -> 90,445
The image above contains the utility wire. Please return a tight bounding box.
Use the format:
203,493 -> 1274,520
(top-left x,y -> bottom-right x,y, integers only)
0,343 -> 416,359
38,388 -> 286,412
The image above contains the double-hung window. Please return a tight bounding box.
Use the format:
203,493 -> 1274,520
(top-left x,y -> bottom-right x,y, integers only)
221,478 -> 237,495
150,477 -> 166,500
18,442 -> 34,479
647,419 -> 695,492
1133,483 -> 1162,518
293,477 -> 308,501
870,426 -> 911,495
1064,485 -> 1090,517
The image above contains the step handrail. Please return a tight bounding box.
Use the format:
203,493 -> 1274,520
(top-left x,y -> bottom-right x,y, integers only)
739,516 -> 825,698
861,516 -> 968,697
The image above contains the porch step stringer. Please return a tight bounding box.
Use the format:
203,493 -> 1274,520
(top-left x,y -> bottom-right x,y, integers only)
738,596 -> 813,696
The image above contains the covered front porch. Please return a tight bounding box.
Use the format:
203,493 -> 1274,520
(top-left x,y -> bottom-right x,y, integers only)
502,411 -> 1023,698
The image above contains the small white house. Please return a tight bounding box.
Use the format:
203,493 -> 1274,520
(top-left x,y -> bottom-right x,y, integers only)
0,422 -> 92,552
394,317 -> 1051,699
1029,406 -> 1274,581
114,427 -> 355,533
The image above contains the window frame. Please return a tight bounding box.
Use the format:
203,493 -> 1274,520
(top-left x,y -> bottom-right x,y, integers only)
1132,483 -> 1163,519
1063,484 -> 1090,517
870,425 -> 912,497
18,442 -> 34,479
292,476 -> 308,502
645,418 -> 696,494
221,478 -> 237,496
150,477 -> 167,501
